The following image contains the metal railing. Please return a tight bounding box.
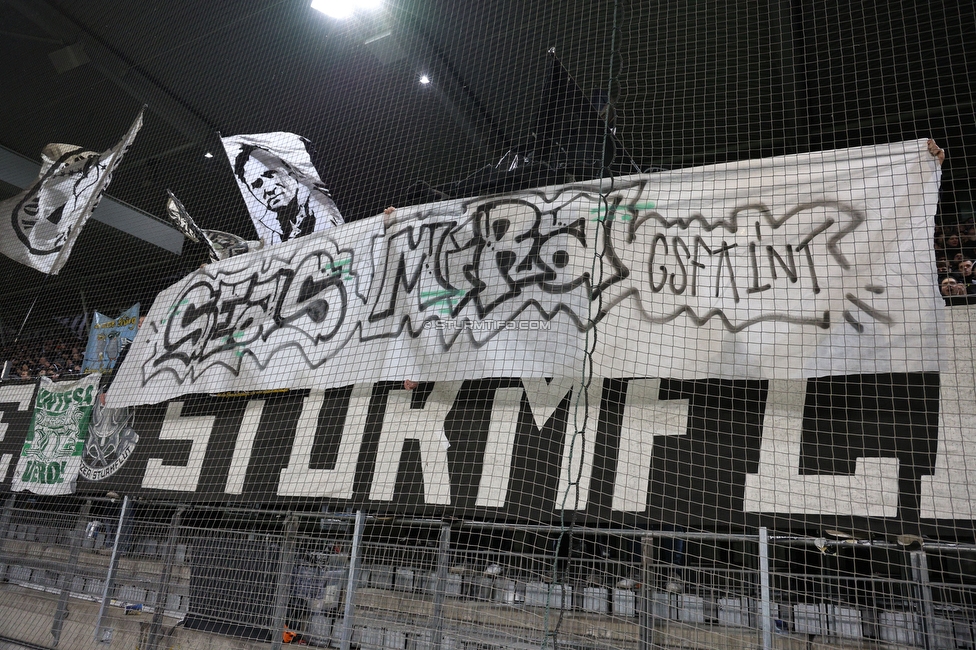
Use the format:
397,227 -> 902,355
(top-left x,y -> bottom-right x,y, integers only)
0,496 -> 974,650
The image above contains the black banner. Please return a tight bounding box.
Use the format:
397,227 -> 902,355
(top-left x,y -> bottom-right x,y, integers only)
0,374 -> 945,530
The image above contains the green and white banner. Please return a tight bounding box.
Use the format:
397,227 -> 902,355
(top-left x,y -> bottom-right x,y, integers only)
11,374 -> 100,495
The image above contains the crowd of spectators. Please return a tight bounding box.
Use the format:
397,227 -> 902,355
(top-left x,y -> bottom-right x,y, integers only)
936,221 -> 976,297
1,336 -> 86,381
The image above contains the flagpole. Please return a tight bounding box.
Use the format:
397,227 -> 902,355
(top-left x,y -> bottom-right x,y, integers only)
1,274 -> 45,382
5,287 -> 40,376
10,267 -> 56,349
80,289 -> 89,338
14,290 -> 42,344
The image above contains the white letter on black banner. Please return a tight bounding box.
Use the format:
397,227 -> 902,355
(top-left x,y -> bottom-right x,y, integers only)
279,386 -> 371,498
142,402 -> 214,492
369,382 -> 459,504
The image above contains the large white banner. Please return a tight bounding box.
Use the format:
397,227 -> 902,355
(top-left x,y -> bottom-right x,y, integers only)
108,140 -> 943,408
0,111 -> 143,275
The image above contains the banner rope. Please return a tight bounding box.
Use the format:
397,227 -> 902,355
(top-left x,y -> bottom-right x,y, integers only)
544,2 -> 623,647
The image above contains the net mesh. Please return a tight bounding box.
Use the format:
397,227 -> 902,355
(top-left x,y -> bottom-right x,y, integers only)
0,0 -> 973,648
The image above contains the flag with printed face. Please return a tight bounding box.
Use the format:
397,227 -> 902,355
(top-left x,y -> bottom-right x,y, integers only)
221,132 -> 344,246
0,109 -> 144,274
11,373 -> 101,495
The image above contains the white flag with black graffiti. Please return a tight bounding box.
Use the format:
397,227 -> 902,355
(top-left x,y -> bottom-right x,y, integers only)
11,373 -> 100,495
221,132 -> 345,246
0,110 -> 144,275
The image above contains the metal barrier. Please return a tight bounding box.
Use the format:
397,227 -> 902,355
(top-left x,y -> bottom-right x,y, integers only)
0,496 -> 974,650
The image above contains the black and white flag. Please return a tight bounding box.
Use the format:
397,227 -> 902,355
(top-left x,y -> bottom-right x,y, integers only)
53,311 -> 89,340
0,110 -> 144,275
165,191 -> 263,262
220,132 -> 344,246
164,190 -> 213,250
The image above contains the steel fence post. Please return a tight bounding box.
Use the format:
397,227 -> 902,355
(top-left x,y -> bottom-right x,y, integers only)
759,527 -> 773,650
51,499 -> 90,647
145,507 -> 184,650
271,515 -> 298,650
94,496 -> 130,643
339,510 -> 366,650
430,523 -> 451,650
911,549 -> 937,650
639,534 -> 656,650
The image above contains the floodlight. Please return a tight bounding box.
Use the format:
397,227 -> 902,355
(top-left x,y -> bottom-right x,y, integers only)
311,0 -> 382,19
419,74 -> 431,85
